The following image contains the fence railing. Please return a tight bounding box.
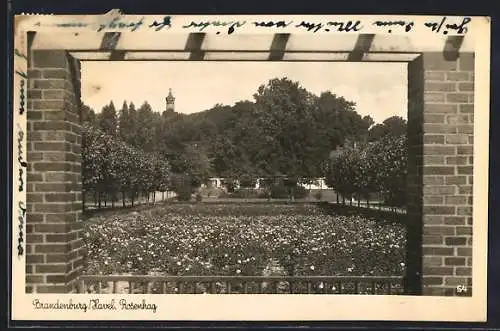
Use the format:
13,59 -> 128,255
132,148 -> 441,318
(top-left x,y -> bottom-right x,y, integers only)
78,275 -> 404,295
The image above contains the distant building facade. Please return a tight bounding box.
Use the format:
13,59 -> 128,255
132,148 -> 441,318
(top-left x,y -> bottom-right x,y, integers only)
202,177 -> 327,190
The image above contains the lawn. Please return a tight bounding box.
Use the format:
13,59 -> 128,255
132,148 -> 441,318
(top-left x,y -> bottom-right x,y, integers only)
82,202 -> 407,279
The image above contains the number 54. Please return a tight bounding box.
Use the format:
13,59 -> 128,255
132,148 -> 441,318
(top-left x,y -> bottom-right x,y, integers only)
456,285 -> 468,293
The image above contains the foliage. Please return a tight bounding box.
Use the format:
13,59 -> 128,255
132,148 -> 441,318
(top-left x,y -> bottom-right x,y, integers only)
227,189 -> 262,199
325,135 -> 407,207
170,173 -> 194,201
82,123 -> 171,207
83,203 -> 406,277
82,76 -> 406,206
98,101 -> 118,136
314,191 -> 323,200
221,178 -> 238,193
143,78 -> 375,182
81,103 -> 97,125
195,193 -> 203,203
269,183 -> 308,199
368,116 -> 407,142
239,174 -> 257,188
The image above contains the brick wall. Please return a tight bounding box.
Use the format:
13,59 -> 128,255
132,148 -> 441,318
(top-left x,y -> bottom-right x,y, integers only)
26,50 -> 86,293
409,51 -> 474,296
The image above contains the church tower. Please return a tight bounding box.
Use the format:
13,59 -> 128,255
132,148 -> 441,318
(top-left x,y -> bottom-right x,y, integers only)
166,88 -> 175,112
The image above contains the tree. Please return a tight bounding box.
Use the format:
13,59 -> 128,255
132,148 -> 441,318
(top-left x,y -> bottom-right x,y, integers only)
183,144 -> 213,188
239,174 -> 256,189
82,122 -> 172,209
136,101 -> 155,152
153,154 -> 171,201
118,101 -> 130,142
325,134 -> 408,208
99,101 -> 118,136
363,115 -> 375,129
368,116 -> 407,142
251,78 -> 319,181
127,102 -> 138,146
373,135 -> 407,207
81,103 -> 97,125
383,116 -> 407,136
82,123 -> 105,209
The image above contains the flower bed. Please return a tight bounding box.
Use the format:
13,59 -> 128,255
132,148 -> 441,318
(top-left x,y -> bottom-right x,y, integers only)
83,203 -> 406,277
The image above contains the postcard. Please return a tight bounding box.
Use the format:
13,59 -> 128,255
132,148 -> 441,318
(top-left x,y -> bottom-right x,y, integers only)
11,12 -> 490,321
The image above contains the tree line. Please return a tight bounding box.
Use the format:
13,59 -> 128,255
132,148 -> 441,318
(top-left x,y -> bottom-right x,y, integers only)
325,134 -> 407,208
81,77 -> 408,205
82,123 -> 172,210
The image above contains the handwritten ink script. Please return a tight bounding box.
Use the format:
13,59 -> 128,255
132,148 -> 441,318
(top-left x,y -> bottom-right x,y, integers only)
182,20 -> 246,34
373,20 -> 415,33
295,20 -> 363,33
15,50 -> 27,79
18,79 -> 25,114
17,124 -> 27,192
32,298 -> 158,313
97,16 -> 144,32
15,46 -> 27,257
149,15 -> 172,31
18,201 -> 26,256
424,16 -> 471,35
46,15 -> 471,35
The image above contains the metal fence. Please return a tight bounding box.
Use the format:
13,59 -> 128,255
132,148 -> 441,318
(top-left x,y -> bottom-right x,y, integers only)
78,275 -> 404,295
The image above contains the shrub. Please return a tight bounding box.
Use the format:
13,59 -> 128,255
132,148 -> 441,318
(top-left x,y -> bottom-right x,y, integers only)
270,184 -> 308,199
239,174 -> 257,189
195,193 -> 203,202
314,191 -> 323,200
221,178 -> 238,193
294,186 -> 308,199
230,189 -> 261,199
176,189 -> 192,201
171,174 -> 194,201
270,184 -> 289,199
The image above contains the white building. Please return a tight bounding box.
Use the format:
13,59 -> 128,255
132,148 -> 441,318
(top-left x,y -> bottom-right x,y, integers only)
202,177 -> 327,190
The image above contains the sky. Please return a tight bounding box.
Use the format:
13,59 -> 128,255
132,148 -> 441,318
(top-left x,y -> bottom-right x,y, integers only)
81,61 -> 408,124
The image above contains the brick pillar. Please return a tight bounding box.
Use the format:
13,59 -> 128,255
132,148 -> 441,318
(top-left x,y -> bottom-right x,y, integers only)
411,52 -> 474,296
405,55 -> 424,295
26,50 -> 86,293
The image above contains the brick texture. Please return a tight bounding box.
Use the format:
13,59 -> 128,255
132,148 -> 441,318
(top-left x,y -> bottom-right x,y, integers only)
26,50 -> 86,293
413,52 -> 474,296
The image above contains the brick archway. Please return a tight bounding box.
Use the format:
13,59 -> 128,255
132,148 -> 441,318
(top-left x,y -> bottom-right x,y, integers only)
25,32 -> 474,295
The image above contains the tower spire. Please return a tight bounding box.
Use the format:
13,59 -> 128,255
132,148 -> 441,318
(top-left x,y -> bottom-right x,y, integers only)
166,88 -> 175,112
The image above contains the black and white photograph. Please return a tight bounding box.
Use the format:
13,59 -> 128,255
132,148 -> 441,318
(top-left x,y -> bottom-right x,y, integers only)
78,60 -> 411,295
11,13 -> 489,321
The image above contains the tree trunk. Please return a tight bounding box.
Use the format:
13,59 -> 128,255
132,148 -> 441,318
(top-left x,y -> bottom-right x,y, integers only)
82,190 -> 86,212
94,191 -> 97,207
357,198 -> 360,207
153,191 -> 156,203
122,191 -> 126,207
111,191 -> 115,208
162,191 -> 165,201
342,195 -> 345,205
336,192 -> 339,204
98,191 -> 102,209
131,192 -> 135,207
